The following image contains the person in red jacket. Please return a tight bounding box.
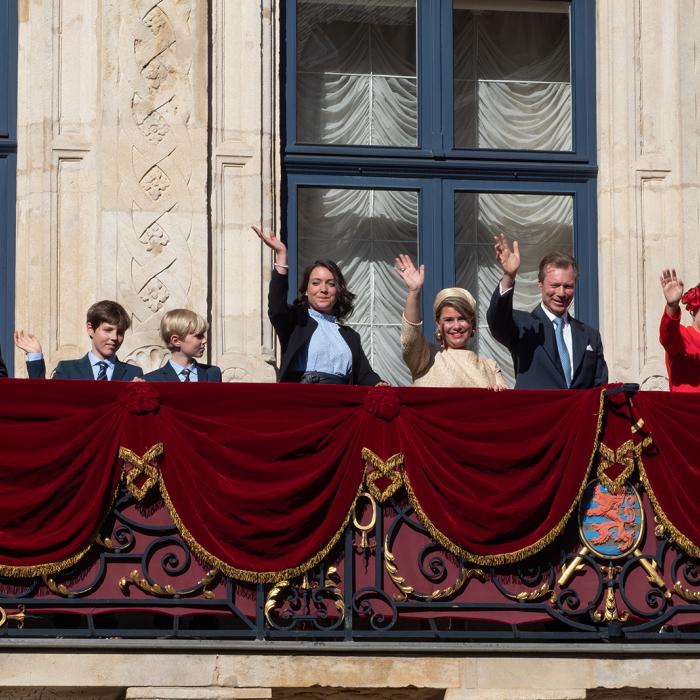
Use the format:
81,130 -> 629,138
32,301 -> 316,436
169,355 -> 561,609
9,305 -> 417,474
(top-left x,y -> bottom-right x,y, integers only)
659,268 -> 700,392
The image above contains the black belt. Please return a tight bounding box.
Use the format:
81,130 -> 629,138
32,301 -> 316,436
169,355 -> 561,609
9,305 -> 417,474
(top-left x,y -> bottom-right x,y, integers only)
289,371 -> 350,385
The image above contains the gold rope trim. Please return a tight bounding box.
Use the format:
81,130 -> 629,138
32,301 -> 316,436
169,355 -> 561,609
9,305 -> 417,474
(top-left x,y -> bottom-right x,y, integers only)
597,440 -> 636,494
637,446 -> 700,559
361,447 -> 404,503
401,388 -> 608,566
159,471 -> 365,584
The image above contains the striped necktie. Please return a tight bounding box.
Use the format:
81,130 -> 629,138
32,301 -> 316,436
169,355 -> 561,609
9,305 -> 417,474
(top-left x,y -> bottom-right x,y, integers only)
181,368 -> 191,382
552,316 -> 571,388
96,361 -> 109,380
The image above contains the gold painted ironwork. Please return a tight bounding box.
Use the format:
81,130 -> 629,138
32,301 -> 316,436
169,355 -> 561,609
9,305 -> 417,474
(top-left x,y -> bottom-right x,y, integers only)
502,580 -> 552,602
353,491 -> 377,551
558,545 -> 590,588
264,578 -> 290,625
383,534 -> 484,602
593,585 -> 629,623
118,567 -> 218,599
0,605 -> 25,629
264,567 -> 345,626
361,448 -> 404,503
632,548 -> 670,598
119,443 -> 164,500
673,581 -> 700,602
42,574 -> 100,598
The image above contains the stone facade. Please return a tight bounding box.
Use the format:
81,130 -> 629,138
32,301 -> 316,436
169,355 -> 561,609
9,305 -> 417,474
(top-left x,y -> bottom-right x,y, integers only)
14,0 -> 276,381
0,652 -> 699,698
8,0 -> 700,697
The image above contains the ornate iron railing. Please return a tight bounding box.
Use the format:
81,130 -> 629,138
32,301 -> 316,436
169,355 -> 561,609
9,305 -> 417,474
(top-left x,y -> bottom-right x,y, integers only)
1,475 -> 699,642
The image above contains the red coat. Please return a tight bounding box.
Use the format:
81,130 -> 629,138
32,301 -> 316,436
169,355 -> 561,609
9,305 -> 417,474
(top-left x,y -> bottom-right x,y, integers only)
659,308 -> 700,392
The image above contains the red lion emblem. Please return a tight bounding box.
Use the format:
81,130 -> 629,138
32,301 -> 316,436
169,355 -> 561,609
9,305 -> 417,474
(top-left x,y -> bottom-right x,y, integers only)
585,484 -> 637,550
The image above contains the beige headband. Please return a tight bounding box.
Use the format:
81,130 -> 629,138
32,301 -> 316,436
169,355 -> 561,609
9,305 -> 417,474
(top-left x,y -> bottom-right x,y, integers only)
432,287 -> 477,319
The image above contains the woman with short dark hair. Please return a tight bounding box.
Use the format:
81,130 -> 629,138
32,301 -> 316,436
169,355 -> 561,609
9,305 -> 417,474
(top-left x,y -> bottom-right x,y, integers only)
252,226 -> 384,386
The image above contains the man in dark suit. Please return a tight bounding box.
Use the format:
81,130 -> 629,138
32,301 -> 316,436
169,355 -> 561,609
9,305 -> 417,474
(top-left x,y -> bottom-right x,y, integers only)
15,300 -> 143,381
486,234 -> 608,390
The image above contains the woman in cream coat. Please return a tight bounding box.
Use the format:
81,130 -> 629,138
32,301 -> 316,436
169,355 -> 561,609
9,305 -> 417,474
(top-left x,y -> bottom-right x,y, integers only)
395,254 -> 507,389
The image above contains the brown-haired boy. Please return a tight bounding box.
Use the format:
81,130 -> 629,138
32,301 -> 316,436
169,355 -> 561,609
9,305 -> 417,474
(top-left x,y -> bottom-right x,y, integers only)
15,300 -> 143,380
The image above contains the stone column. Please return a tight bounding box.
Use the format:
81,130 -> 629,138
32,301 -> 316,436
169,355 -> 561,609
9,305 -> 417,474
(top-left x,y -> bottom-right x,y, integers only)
597,0 -> 700,388
208,0 -> 278,382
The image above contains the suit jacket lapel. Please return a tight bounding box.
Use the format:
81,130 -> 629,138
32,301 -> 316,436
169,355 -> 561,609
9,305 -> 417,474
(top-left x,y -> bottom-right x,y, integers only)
532,306 -> 565,381
161,363 -> 180,381
570,319 -> 587,380
112,358 -> 127,381
79,354 -> 94,379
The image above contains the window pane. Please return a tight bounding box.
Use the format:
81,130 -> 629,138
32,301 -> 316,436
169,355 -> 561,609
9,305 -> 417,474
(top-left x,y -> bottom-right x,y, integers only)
298,187 -> 418,385
297,0 -> 417,146
454,191 -> 574,385
453,1 -> 572,150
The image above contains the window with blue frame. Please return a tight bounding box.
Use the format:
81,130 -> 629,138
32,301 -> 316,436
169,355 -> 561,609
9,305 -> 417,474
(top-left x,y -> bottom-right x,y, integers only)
0,0 -> 18,375
284,0 -> 597,386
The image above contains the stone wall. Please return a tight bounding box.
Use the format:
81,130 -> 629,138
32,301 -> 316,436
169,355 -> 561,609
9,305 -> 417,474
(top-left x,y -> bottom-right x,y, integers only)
14,0 -> 276,381
597,0 -> 700,387
0,652 -> 700,699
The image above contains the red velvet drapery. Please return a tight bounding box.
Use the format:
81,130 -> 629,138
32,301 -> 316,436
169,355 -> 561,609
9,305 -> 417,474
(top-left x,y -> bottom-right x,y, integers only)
0,380 -> 693,580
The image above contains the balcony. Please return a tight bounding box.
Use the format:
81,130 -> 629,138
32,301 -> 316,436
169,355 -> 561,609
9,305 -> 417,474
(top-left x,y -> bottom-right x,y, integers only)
1,380 -> 699,645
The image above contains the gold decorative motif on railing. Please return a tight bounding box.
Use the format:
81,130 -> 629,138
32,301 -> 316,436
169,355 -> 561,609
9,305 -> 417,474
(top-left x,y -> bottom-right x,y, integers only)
119,443 -> 164,500
264,566 -> 344,626
43,575 -> 100,598
502,581 -> 553,603
384,534 -> 484,602
593,565 -> 628,623
353,491 -> 377,553
361,448 -> 404,503
0,605 -> 25,629
673,581 -> 700,602
118,568 -> 218,599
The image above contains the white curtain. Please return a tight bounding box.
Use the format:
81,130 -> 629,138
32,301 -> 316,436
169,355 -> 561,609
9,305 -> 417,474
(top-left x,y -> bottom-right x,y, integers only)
298,188 -> 418,386
453,8 -> 572,150
297,1 -> 417,146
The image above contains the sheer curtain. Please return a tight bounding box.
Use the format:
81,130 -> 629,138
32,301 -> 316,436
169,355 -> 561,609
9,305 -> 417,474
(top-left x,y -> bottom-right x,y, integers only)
298,188 -> 418,386
453,5 -> 572,150
297,1 -> 417,146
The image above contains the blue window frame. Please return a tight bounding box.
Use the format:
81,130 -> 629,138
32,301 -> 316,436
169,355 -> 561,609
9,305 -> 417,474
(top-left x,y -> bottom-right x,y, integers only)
0,0 -> 18,375
283,0 -> 597,384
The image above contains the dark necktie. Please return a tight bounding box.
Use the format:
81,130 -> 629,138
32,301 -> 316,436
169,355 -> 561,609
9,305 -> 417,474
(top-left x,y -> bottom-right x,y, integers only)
96,361 -> 109,381
181,368 -> 191,382
552,316 -> 571,388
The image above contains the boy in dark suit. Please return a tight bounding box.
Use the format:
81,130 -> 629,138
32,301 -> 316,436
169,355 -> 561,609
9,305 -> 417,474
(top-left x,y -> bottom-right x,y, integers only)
15,300 -> 143,380
143,309 -> 222,382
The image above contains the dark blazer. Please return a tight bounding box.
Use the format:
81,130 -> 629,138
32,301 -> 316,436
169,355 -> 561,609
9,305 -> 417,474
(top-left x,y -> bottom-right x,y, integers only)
143,361 -> 222,382
26,354 -> 144,381
0,344 -> 7,378
486,284 -> 608,390
268,270 -> 381,386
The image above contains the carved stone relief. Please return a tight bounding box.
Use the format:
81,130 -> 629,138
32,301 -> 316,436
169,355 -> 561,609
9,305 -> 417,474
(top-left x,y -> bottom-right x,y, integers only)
116,0 -> 207,371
